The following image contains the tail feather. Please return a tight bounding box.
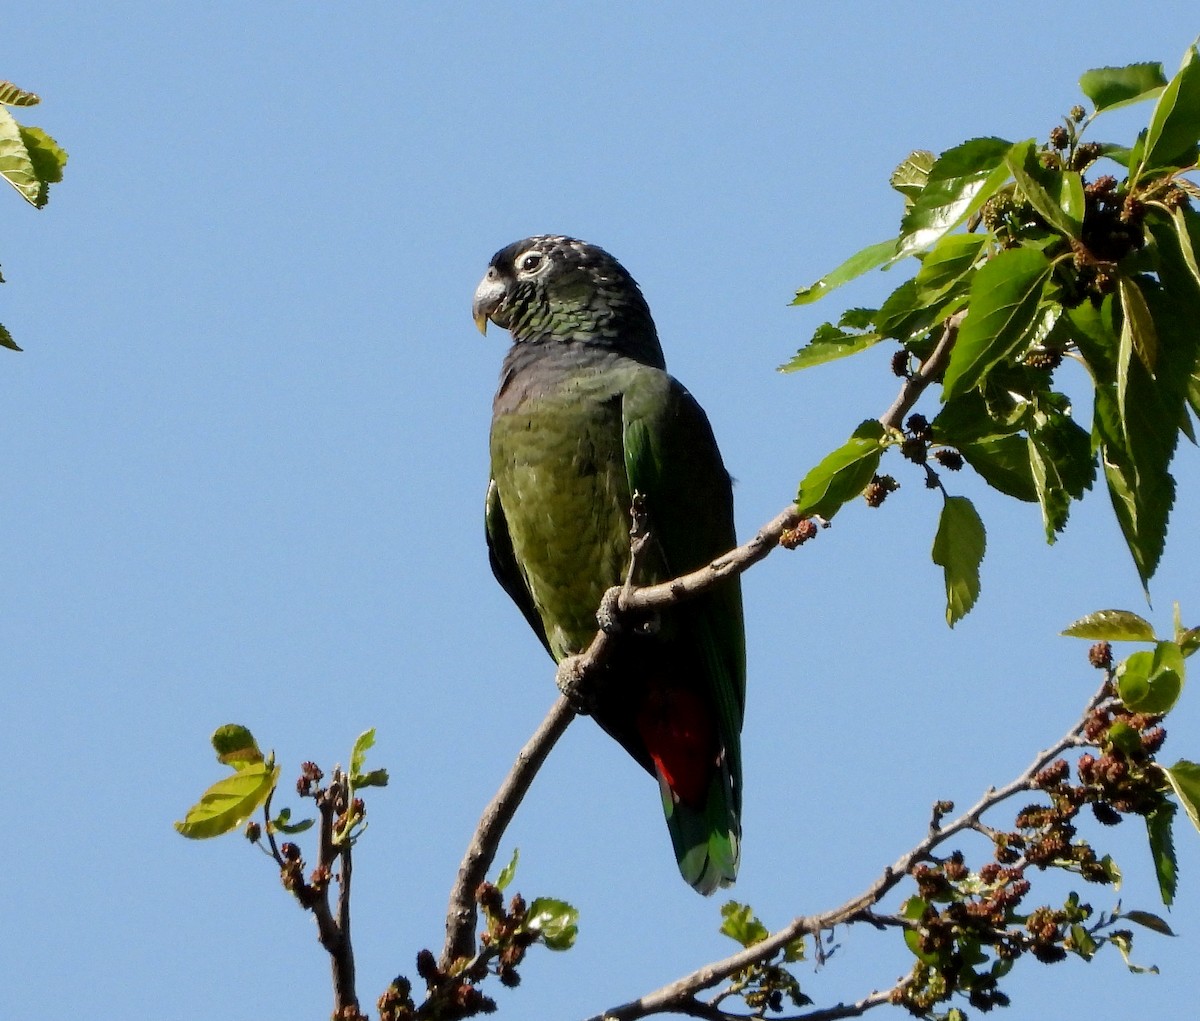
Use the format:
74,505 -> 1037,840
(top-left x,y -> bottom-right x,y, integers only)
658,760 -> 740,895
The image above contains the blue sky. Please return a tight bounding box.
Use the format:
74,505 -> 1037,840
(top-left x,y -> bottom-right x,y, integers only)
4,5 -> 1200,1019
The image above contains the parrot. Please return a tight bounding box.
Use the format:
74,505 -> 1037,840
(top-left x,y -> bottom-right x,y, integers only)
473,235 -> 745,894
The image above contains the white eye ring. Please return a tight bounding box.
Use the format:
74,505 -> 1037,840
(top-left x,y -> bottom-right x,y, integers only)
516,250 -> 545,275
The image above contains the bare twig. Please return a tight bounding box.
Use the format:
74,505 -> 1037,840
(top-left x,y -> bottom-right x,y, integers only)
582,676 -> 1111,1021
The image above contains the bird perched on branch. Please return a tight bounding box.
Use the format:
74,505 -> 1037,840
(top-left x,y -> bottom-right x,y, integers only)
473,235 -> 745,893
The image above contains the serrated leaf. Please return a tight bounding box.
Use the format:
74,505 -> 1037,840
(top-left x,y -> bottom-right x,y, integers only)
941,247 -> 1053,400
914,232 -> 989,299
18,125 -> 66,206
0,81 -> 40,107
1061,609 -> 1156,641
719,901 -> 769,947
1145,803 -> 1178,906
958,435 -> 1037,501
931,495 -> 986,627
1118,275 -> 1158,377
897,137 -> 1014,257
778,320 -> 882,372
891,149 -> 935,202
350,728 -> 375,779
211,724 -> 264,770
792,238 -> 898,305
1163,760 -> 1200,832
0,322 -> 19,351
0,106 -> 39,206
1142,45 -> 1200,170
1070,922 -> 1098,960
1079,62 -> 1167,112
175,761 -> 280,839
795,420 -> 886,520
523,897 -> 578,951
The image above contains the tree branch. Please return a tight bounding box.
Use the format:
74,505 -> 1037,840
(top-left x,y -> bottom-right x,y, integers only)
583,676 -> 1111,1021
878,309 -> 965,431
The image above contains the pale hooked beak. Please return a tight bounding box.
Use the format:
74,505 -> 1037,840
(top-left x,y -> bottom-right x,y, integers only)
472,272 -> 506,335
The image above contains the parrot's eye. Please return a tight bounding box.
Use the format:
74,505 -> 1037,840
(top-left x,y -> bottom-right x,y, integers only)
517,251 -> 545,274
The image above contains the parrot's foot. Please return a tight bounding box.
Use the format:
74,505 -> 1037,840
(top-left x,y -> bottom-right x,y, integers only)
555,655 -> 596,715
597,585 -> 661,636
596,586 -> 624,634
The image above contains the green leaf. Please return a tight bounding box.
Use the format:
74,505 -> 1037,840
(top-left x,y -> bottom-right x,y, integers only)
1006,139 -> 1082,237
1094,384 -> 1174,588
1118,275 -> 1158,377
1142,45 -> 1200,170
211,724 -> 264,770
931,495 -> 986,627
719,901 -> 769,947
175,761 -> 280,839
1145,802 -> 1178,906
1079,62 -> 1167,112
1070,922 -> 1098,960
0,81 -> 41,107
523,897 -> 579,951
1163,760 -> 1200,833
957,435 -> 1037,501
0,106 -> 40,206
1117,642 -> 1184,714
1121,910 -> 1176,937
794,420 -> 886,520
271,807 -> 315,835
875,276 -> 962,343
1061,609 -> 1156,642
1025,406 -> 1095,542
778,319 -> 882,372
792,238 -> 898,305
496,847 -> 519,891
0,322 -> 20,352
891,149 -> 935,204
350,728 -> 375,780
941,247 -> 1053,399
914,233 -> 990,305
897,137 -> 1014,257
18,125 -> 66,204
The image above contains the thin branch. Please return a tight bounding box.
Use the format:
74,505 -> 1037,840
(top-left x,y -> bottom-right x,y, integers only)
878,309 -> 965,431
441,695 -> 577,966
583,676 -> 1111,1021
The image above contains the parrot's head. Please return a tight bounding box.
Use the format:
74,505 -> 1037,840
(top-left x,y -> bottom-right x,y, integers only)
472,235 -> 663,364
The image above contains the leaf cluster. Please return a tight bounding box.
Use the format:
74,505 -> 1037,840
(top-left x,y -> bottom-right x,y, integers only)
787,47 -> 1200,623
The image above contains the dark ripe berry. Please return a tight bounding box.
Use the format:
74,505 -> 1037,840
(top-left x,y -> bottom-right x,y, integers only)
499,967 -> 521,988
1032,942 -> 1069,964
1088,642 -> 1113,669
1023,349 -> 1063,371
1049,125 -> 1069,150
900,437 -> 927,464
933,449 -> 964,471
891,349 -> 911,377
1092,801 -> 1123,826
415,948 -> 438,982
906,413 -> 932,439
244,821 -> 262,842
281,842 -> 301,862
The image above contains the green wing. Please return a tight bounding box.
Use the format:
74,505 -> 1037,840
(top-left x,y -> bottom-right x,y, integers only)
485,479 -> 552,657
621,371 -> 745,893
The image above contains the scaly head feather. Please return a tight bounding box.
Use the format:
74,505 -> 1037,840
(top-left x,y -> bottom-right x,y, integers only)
472,235 -> 665,368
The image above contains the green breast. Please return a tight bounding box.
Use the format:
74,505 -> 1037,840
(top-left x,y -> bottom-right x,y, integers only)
489,371 -> 633,661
